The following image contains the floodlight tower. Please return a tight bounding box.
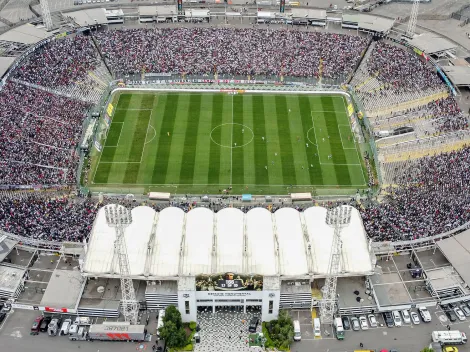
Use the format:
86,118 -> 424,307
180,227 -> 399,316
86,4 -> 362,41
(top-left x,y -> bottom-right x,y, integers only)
319,206 -> 352,324
39,0 -> 53,31
406,0 -> 419,38
105,205 -> 139,324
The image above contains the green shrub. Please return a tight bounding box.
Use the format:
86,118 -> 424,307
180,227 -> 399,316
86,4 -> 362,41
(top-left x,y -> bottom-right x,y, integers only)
181,344 -> 193,351
189,321 -> 197,330
262,322 -> 275,348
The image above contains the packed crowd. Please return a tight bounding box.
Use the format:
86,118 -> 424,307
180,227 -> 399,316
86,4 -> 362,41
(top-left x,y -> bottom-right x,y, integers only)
367,41 -> 445,93
0,82 -> 91,185
428,96 -> 468,133
0,194 -> 99,242
360,146 -> 470,241
95,28 -> 369,80
13,36 -> 100,88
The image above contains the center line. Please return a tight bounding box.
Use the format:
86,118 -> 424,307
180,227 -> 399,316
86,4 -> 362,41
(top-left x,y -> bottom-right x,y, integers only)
230,95 -> 234,185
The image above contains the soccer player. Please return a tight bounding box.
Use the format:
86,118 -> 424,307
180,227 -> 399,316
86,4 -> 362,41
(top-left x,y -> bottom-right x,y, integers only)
322,138 -> 325,142
242,129 -> 244,134
262,136 -> 265,141
306,143 -> 308,148
265,165 -> 267,170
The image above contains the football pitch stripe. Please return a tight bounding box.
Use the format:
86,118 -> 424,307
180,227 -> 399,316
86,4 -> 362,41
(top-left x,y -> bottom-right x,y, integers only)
298,96 -> 323,185
208,95 -> 223,185
252,95 -> 269,186
152,94 -> 178,184
322,96 -> 351,185
232,95 -> 244,185
275,96 -> 297,186
165,96 -> 190,184
179,94 -> 202,184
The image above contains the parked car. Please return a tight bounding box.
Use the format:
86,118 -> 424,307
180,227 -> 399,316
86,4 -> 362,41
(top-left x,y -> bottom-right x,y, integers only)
383,312 -> 394,327
368,314 -> 377,328
410,311 -> 420,325
418,306 -> 432,322
454,307 -> 466,321
31,316 -> 43,335
248,317 -> 259,333
401,310 -> 411,324
449,302 -> 457,309
350,317 -> 360,331
392,311 -> 402,327
0,312 -> 6,324
68,324 -> 78,335
359,315 -> 368,330
460,304 -> 470,317
341,316 -> 351,330
443,347 -> 458,352
40,316 -> 52,332
445,309 -> 457,322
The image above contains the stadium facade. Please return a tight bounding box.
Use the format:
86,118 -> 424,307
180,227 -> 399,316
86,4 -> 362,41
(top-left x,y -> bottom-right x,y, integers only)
81,204 -> 374,321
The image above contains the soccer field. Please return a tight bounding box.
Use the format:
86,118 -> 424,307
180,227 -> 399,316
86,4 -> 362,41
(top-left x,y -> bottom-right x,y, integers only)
90,91 -> 368,195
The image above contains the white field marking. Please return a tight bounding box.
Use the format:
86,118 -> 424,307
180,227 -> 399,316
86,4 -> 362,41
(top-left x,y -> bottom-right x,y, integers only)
230,95 -> 234,185
337,124 -> 357,150
311,110 -> 348,114
91,182 -> 369,187
115,108 -> 153,111
341,96 -> 367,186
320,163 -> 362,166
98,162 -> 141,164
210,123 -> 254,149
310,111 -> 322,162
145,125 -> 157,145
103,122 -> 124,147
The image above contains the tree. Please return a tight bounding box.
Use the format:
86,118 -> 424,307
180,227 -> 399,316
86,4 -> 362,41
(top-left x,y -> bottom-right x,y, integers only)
158,320 -> 187,348
163,305 -> 183,329
158,305 -> 186,348
420,348 -> 434,352
264,310 -> 294,349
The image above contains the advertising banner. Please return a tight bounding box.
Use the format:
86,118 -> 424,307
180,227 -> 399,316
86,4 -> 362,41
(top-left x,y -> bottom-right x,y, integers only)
196,273 -> 263,291
106,103 -> 114,117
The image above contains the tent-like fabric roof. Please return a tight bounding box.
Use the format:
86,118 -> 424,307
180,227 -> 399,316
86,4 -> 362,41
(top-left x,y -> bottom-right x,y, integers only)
245,208 -> 277,276
304,206 -> 331,275
150,207 -> 185,277
83,205 -> 373,278
83,205 -> 156,275
216,208 -> 244,274
275,208 -> 308,277
181,207 -> 214,276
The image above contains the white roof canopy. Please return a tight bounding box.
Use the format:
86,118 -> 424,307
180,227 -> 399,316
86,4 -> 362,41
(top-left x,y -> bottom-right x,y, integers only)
275,208 -> 309,277
84,205 -> 373,278
216,208 -> 244,274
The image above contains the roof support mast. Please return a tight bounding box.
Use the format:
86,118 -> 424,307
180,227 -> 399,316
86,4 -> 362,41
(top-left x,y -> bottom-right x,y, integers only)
40,0 -> 53,31
105,205 -> 139,324
319,206 -> 351,324
407,0 -> 419,38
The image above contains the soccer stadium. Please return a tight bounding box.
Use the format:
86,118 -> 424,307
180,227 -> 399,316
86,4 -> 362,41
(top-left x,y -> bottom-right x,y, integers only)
0,0 -> 469,350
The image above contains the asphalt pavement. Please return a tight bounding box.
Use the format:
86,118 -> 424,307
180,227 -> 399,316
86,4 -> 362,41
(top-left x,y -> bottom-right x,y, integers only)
3,307 -> 470,352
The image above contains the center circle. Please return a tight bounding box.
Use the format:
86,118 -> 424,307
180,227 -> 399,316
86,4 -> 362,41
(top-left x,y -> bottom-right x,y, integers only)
210,123 -> 254,148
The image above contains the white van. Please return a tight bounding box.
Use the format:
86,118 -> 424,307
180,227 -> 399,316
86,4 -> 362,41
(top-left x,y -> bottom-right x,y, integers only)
60,319 -> 72,336
293,320 -> 301,341
313,318 -> 321,337
156,309 -> 165,339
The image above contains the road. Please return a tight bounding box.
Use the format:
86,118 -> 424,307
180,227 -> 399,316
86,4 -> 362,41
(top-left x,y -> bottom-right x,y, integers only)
3,308 -> 470,352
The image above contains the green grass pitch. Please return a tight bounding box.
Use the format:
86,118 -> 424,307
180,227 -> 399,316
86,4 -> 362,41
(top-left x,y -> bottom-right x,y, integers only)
90,92 -> 368,195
